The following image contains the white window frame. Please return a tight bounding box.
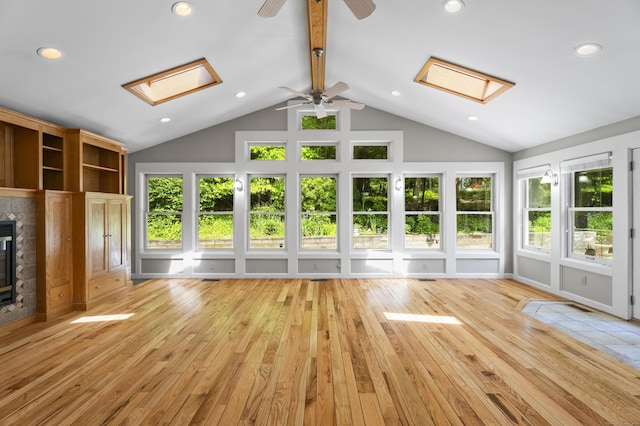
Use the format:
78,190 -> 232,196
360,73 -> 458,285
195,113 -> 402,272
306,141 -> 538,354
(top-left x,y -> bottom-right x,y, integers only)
403,174 -> 442,251
522,175 -> 552,253
455,174 -> 495,251
196,174 -> 235,251
248,173 -> 287,251
299,174 -> 338,251
144,174 -> 184,251
352,174 -> 391,251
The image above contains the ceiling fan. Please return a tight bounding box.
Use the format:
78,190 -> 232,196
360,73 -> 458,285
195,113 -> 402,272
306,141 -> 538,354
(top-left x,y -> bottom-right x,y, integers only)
264,0 -> 367,118
259,0 -> 376,20
276,49 -> 364,119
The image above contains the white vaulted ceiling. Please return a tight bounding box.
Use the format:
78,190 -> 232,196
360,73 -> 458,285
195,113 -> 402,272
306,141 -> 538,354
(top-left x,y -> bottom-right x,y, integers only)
1,1 -> 639,153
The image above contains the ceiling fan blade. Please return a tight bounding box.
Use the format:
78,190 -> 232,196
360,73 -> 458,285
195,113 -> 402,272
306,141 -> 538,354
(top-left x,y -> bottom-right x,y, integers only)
315,104 -> 327,119
331,99 -> 365,110
322,82 -> 349,100
258,0 -> 287,17
280,86 -> 313,100
343,0 -> 376,19
276,102 -> 310,111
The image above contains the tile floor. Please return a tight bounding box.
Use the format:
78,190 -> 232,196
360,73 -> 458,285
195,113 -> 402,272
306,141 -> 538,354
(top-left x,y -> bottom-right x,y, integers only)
523,301 -> 640,370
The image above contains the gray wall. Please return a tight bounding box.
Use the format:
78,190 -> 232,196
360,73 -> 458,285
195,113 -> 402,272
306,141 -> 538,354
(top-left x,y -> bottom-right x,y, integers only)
127,104 -> 514,273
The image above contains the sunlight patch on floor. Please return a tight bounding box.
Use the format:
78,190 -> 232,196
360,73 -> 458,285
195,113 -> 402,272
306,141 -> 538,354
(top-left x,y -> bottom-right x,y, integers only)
71,314 -> 134,323
384,312 -> 462,324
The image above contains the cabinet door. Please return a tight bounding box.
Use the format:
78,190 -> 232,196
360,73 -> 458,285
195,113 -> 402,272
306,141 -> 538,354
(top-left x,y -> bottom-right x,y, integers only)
87,198 -> 108,277
46,193 -> 72,287
108,198 -> 126,271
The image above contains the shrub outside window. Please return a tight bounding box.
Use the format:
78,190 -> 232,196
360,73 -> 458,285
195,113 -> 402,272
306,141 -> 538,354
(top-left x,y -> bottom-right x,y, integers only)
249,175 -> 286,249
568,167 -> 613,262
301,176 -> 337,250
523,177 -> 551,251
197,176 -> 234,249
456,176 -> 493,249
250,144 -> 285,160
146,176 -> 183,249
353,176 -> 389,249
404,176 -> 441,249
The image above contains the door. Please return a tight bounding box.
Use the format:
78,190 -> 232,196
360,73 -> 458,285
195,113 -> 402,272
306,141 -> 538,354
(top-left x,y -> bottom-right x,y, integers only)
633,149 -> 640,319
46,193 -> 72,286
87,198 -> 108,277
108,198 -> 126,272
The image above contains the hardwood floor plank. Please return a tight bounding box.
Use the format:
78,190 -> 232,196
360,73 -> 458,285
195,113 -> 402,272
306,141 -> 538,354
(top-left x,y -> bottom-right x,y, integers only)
0,278 -> 639,425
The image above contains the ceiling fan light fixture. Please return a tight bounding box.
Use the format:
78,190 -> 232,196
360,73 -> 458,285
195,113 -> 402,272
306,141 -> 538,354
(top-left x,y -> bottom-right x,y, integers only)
443,0 -> 465,14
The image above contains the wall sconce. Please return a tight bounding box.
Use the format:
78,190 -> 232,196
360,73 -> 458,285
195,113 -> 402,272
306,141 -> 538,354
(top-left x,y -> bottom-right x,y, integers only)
394,177 -> 403,191
540,169 -> 558,186
234,178 -> 244,192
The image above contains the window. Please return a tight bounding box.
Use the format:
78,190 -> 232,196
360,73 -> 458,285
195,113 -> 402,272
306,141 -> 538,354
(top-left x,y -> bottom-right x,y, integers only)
250,144 -> 285,160
404,176 -> 441,249
146,176 -> 183,249
197,176 -> 234,249
568,167 -> 613,262
353,144 -> 389,160
523,176 -> 551,251
456,176 -> 493,249
301,176 -> 337,249
249,175 -> 286,249
301,115 -> 337,130
353,176 -> 389,249
301,144 -> 337,160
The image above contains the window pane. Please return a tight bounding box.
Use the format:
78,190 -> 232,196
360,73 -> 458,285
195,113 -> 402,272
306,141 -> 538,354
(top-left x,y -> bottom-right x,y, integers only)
456,214 -> 492,249
301,214 -> 337,249
148,177 -> 183,212
574,168 -> 613,208
527,178 -> 551,208
250,177 -> 285,212
572,211 -> 613,258
405,214 -> 440,249
353,145 -> 388,160
301,145 -> 337,160
353,177 -> 388,212
353,214 -> 389,249
301,177 -> 336,212
301,115 -> 336,130
198,214 -> 233,249
405,177 -> 439,211
199,177 -> 233,212
249,214 -> 285,249
147,214 -> 182,249
526,211 -> 551,249
456,177 -> 491,211
250,145 -> 285,160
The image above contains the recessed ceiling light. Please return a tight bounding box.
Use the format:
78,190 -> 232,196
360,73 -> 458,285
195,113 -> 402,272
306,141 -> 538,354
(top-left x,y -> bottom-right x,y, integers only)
160,117 -> 171,123
37,47 -> 63,60
443,0 -> 465,14
172,2 -> 193,17
574,43 -> 602,57
467,115 -> 479,121
391,90 -> 401,97
235,91 -> 246,98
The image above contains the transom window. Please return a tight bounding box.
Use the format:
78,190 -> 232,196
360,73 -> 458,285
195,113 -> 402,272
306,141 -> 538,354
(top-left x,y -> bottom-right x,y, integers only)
249,144 -> 285,160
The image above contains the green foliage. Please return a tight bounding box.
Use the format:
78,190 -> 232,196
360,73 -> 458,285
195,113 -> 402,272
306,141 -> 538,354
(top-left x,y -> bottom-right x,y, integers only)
301,214 -> 336,237
529,211 -> 551,233
198,215 -> 233,240
405,214 -> 439,235
250,177 -> 285,212
456,177 -> 491,212
528,178 -> 551,208
353,214 -> 388,234
353,177 -> 388,212
250,145 -> 285,160
148,177 -> 183,212
575,168 -> 613,208
147,214 -> 182,247
457,214 -> 492,234
301,145 -> 337,160
301,177 -> 336,212
199,177 -> 233,212
301,115 -> 336,130
405,177 -> 439,211
250,214 -> 285,238
353,145 -> 388,160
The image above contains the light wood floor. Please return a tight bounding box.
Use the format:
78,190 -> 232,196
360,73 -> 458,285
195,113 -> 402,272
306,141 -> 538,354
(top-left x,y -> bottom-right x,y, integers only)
1,278 -> 639,425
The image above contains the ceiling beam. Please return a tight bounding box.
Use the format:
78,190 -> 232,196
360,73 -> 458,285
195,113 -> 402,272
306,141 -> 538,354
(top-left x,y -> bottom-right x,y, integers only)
307,0 -> 327,91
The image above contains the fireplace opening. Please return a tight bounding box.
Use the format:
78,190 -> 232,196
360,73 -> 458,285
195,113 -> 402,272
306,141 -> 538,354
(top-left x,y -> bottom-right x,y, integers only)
0,220 -> 16,307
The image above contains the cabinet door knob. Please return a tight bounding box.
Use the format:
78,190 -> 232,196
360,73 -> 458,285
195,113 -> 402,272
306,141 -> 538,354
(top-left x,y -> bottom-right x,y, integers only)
67,237 -> 71,241
96,285 -> 102,289
59,293 -> 64,297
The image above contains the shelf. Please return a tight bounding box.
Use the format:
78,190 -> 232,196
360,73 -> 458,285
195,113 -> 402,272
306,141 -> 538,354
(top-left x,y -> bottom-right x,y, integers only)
43,145 -> 63,153
43,166 -> 63,172
82,163 -> 119,173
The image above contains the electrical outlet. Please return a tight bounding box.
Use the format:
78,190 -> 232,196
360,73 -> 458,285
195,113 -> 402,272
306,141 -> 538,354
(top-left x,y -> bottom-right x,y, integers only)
313,263 -> 319,270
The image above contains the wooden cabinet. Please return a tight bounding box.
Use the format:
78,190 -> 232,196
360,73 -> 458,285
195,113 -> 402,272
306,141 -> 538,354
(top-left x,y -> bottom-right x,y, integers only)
73,192 -> 131,310
67,129 -> 127,194
36,191 -> 74,320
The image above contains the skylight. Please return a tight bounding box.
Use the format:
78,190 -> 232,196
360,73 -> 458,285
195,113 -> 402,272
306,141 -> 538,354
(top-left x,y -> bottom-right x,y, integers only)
414,57 -> 514,103
123,58 -> 222,106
